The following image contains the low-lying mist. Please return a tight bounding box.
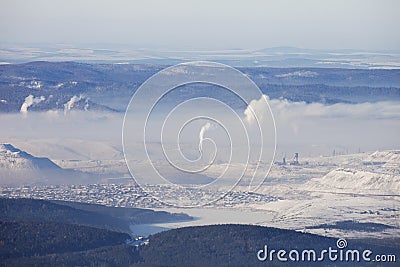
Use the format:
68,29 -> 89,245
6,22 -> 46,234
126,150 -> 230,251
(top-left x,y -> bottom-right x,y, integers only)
1,97 -> 399,160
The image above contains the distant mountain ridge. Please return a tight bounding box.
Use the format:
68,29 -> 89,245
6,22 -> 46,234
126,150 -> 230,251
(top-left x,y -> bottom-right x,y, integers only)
1,45 -> 400,68
0,62 -> 399,113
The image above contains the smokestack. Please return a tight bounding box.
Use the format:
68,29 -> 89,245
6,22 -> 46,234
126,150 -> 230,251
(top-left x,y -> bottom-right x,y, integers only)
290,153 -> 299,165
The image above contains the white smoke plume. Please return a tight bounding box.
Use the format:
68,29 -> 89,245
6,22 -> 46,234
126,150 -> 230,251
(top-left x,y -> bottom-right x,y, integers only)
64,95 -> 83,114
244,94 -> 270,125
245,94 -> 400,123
20,95 -> 45,114
198,122 -> 211,151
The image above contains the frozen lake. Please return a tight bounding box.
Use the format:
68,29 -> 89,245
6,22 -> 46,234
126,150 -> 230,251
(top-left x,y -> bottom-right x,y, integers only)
129,207 -> 275,236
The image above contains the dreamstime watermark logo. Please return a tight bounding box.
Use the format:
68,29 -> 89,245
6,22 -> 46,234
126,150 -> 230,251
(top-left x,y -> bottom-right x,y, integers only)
257,238 -> 397,263
122,61 -> 276,207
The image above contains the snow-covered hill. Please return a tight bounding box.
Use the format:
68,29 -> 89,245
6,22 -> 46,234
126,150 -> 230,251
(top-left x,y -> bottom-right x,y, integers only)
299,150 -> 400,194
303,168 -> 400,194
367,150 -> 400,163
0,143 -> 93,186
0,143 -> 60,170
1,62 -> 399,113
364,150 -> 400,169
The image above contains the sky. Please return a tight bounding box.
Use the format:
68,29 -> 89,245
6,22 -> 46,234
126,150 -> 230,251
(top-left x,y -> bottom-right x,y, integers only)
0,0 -> 399,50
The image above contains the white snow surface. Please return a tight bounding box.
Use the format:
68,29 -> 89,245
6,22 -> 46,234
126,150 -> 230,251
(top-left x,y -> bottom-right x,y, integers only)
303,168 -> 400,194
0,143 -> 59,185
275,70 -> 318,78
0,143 -> 96,185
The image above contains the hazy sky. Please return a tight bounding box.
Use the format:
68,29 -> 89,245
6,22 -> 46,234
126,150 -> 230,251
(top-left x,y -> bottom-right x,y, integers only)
0,0 -> 399,50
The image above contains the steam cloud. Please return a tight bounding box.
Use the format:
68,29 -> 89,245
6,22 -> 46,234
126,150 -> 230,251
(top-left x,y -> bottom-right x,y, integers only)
244,94 -> 270,125
245,94 -> 400,124
20,95 -> 45,114
64,95 -> 86,114
198,122 -> 211,151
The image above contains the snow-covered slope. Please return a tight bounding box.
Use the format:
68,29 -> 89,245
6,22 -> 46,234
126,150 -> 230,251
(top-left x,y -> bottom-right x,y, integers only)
0,143 -> 92,186
0,144 -> 60,170
303,168 -> 400,194
250,151 -> 400,238
364,150 -> 400,169
367,150 -> 400,163
300,150 -> 400,194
